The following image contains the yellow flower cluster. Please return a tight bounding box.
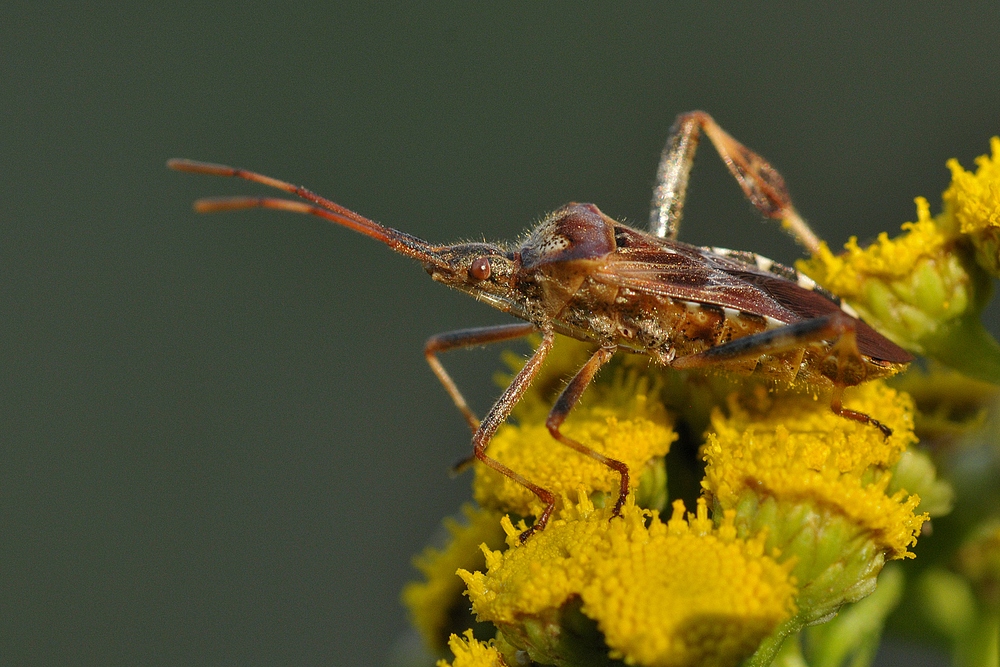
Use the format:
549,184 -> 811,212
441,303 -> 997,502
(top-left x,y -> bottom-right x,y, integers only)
403,337 -> 941,664
472,396 -> 674,518
798,198 -> 969,354
806,199 -> 949,291
403,139 -> 1000,663
474,340 -> 676,519
702,381 -> 929,627
460,497 -> 796,667
704,382 -> 923,560
945,137 -> 1000,232
798,138 -> 1000,384
402,505 -> 506,651
944,136 -> 1000,267
436,630 -> 505,667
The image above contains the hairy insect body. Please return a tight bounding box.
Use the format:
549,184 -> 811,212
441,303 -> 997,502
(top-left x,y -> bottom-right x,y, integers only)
506,203 -> 907,392
169,110 -> 913,540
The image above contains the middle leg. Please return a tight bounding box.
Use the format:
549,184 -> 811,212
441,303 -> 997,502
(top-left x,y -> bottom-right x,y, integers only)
471,329 -> 559,541
544,345 -> 631,517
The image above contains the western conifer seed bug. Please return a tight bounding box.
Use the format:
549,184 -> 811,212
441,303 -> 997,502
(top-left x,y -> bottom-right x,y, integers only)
169,111 -> 912,541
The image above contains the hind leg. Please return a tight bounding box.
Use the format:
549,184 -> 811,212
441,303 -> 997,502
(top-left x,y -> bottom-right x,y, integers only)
670,311 -> 891,437
650,111 -> 820,253
543,346 -> 630,517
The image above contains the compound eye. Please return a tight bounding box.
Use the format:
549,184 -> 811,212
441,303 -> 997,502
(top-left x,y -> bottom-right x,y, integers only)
470,256 -> 492,281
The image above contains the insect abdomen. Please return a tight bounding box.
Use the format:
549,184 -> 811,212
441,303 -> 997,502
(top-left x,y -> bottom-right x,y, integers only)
558,280 -> 905,387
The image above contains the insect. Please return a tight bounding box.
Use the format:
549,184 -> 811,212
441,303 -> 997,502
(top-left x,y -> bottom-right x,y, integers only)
169,111 -> 912,540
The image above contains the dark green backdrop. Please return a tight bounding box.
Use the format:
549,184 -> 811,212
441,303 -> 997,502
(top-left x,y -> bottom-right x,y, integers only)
2,3 -> 998,665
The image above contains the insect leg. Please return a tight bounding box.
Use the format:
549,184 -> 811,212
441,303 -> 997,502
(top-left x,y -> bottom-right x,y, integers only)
426,323 -> 538,487
671,312 -> 892,436
545,345 -> 630,518
649,111 -> 821,253
424,322 -> 538,433
670,312 -> 851,367
471,329 -> 558,542
649,113 -> 702,240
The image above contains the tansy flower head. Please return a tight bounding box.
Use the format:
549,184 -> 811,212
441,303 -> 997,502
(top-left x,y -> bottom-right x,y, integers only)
436,630 -> 506,667
702,381 -> 928,623
798,151 -> 1000,382
402,505 -> 506,652
474,338 -> 676,518
943,137 -> 1000,277
798,200 -> 972,352
459,498 -> 796,667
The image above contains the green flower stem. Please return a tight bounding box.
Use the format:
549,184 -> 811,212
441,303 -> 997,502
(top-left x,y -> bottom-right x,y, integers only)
745,566 -> 905,667
744,619 -> 804,667
769,632 -> 808,667
803,564 -> 905,667
926,314 -> 1000,385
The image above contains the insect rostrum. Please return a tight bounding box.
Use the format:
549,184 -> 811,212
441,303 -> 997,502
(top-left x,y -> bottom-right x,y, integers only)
169,111 -> 912,541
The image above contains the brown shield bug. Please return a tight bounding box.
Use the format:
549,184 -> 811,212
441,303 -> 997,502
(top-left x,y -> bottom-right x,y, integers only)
169,111 -> 912,540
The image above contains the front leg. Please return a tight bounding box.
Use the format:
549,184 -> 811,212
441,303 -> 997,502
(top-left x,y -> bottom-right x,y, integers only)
471,329 -> 558,542
650,111 -> 820,253
424,322 -> 537,433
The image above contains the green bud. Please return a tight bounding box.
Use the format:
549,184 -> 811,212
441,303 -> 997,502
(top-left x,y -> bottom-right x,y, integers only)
916,568 -> 977,641
889,449 -> 954,518
802,564 -> 905,667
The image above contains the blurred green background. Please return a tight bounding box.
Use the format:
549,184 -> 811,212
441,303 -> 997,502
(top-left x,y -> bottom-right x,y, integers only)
2,3 -> 999,665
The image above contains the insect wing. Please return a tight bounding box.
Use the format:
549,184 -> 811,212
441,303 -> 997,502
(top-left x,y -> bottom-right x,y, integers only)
594,227 -> 801,322
696,249 -> 913,363
594,225 -> 912,363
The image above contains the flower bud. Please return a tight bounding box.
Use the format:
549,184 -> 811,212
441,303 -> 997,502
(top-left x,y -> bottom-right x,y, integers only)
956,519 -> 1000,610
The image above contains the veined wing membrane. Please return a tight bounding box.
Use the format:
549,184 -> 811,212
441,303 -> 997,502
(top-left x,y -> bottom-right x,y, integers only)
592,252 -> 802,323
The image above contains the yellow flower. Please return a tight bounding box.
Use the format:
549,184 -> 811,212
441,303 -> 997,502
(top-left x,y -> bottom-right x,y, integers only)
943,137 -> 1000,276
798,146 -> 1000,383
705,382 -> 915,519
474,339 -> 676,518
460,498 -> 796,667
702,381 -> 927,623
402,505 -> 506,652
436,630 -> 506,667
798,198 -> 970,354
